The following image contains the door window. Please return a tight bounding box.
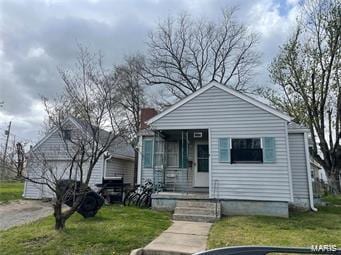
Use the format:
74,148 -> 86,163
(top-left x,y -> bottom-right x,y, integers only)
197,144 -> 209,172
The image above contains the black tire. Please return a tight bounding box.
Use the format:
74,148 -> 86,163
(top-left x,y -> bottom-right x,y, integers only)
123,190 -> 135,206
79,194 -> 97,211
128,192 -> 141,206
138,192 -> 151,208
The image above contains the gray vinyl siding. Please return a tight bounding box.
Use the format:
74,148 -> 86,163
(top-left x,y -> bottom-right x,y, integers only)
24,160 -> 43,199
88,156 -> 104,189
24,125 -> 104,198
106,158 -> 134,185
288,133 -> 309,200
150,86 -> 291,202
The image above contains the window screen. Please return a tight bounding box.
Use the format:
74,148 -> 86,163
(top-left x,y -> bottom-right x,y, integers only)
231,138 -> 262,163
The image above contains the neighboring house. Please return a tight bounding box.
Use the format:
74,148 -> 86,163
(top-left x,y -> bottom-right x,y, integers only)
23,117 -> 135,199
137,81 -> 315,218
310,159 -> 322,182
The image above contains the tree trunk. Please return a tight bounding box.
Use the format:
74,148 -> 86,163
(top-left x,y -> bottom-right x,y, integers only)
53,199 -> 66,230
329,171 -> 341,194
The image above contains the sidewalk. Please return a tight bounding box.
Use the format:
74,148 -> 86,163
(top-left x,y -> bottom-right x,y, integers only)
134,221 -> 212,255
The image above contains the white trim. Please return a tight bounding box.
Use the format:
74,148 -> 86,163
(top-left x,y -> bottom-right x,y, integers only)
193,141 -> 209,188
31,117 -> 87,152
31,127 -> 59,152
304,132 -> 318,212
147,81 -> 291,125
99,154 -> 104,182
208,128 -> 212,198
137,136 -> 143,185
288,128 -> 310,133
23,179 -> 27,198
110,154 -> 135,161
142,137 -> 154,169
103,154 -> 110,179
285,122 -> 294,202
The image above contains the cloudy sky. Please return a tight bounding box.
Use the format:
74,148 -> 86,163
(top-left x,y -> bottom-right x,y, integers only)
0,0 -> 299,145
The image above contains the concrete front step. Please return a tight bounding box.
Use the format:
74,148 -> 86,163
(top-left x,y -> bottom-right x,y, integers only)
173,200 -> 221,223
174,206 -> 220,216
176,200 -> 219,208
173,213 -> 217,223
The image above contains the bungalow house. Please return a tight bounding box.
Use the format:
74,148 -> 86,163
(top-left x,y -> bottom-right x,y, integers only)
137,81 -> 315,219
23,116 -> 135,199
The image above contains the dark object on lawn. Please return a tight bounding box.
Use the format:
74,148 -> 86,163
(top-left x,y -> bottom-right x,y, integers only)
96,177 -> 126,204
194,246 -> 341,255
57,180 -> 104,218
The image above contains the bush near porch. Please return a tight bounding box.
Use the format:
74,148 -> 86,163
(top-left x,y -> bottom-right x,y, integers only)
208,196 -> 341,249
0,181 -> 24,202
0,205 -> 171,255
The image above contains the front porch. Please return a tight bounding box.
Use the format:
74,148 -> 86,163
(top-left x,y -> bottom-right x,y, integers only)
149,129 -> 210,195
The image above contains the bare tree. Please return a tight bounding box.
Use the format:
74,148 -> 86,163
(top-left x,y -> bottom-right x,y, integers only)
143,8 -> 259,99
262,0 -> 341,191
114,55 -> 147,183
115,55 -> 147,142
24,46 -> 127,230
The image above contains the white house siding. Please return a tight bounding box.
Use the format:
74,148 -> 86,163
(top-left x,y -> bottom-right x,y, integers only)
106,158 -> 134,185
87,156 -> 104,190
150,86 -> 291,202
24,160 -> 43,199
24,124 -> 104,199
288,133 -> 309,207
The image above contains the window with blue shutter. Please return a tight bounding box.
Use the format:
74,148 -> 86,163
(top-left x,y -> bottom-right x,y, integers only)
262,137 -> 276,163
219,138 -> 230,163
179,139 -> 188,168
143,139 -> 153,168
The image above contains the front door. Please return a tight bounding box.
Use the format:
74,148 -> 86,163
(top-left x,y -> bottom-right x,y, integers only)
194,143 -> 209,187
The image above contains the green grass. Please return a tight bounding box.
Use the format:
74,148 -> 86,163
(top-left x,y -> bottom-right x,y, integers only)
0,205 -> 171,255
0,181 -> 24,202
323,194 -> 341,205
208,199 -> 341,248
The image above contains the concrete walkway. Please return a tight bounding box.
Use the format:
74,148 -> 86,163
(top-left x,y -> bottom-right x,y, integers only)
141,221 -> 212,255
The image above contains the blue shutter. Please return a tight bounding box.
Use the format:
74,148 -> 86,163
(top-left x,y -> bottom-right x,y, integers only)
179,139 -> 188,168
219,138 -> 230,163
143,140 -> 153,168
262,137 -> 276,163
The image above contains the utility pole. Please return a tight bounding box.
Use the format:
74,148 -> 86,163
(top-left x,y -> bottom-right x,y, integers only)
2,121 -> 12,179
3,121 -> 12,163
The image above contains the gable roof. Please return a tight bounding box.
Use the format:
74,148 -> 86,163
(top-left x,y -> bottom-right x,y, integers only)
32,116 -> 134,159
147,81 -> 291,125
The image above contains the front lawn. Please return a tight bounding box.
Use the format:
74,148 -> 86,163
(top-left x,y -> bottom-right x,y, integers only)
0,181 -> 24,202
208,198 -> 341,248
0,205 -> 171,255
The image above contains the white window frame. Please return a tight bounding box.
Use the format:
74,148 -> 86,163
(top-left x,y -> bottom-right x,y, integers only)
166,141 -> 179,167
154,139 -> 165,168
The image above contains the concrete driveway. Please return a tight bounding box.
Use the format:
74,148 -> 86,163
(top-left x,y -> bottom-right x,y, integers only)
0,200 -> 53,230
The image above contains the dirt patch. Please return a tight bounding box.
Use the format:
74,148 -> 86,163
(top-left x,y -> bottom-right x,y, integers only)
0,200 -> 53,230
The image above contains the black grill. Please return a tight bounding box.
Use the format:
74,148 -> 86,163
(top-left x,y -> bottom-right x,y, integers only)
96,177 -> 124,203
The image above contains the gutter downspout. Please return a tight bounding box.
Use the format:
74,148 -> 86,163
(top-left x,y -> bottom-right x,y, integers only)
104,154 -> 113,180
304,132 -> 318,212
137,136 -> 143,185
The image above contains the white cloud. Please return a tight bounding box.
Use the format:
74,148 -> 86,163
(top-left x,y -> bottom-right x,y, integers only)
0,0 -> 300,142
27,47 -> 46,58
